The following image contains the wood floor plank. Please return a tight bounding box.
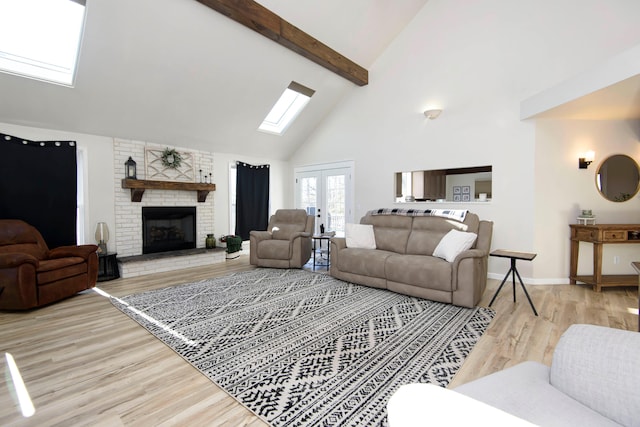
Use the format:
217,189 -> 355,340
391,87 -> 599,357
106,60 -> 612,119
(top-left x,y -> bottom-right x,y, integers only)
0,255 -> 637,425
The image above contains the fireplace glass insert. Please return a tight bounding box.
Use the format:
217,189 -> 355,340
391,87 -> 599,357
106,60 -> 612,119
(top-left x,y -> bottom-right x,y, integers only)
142,207 -> 196,254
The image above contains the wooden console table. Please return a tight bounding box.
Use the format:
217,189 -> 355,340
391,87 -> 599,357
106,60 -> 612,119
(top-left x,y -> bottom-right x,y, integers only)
569,224 -> 640,291
632,262 -> 640,332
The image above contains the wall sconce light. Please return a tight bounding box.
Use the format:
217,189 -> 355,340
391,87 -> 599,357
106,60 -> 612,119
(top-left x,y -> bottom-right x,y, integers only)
95,222 -> 109,253
125,156 -> 137,179
578,151 -> 595,169
423,109 -> 442,120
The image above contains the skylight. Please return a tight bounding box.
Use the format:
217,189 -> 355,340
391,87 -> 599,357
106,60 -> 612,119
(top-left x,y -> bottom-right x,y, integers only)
259,81 -> 315,135
0,0 -> 86,86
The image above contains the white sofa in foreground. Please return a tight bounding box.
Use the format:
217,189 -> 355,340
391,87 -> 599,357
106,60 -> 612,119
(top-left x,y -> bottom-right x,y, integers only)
389,324 -> 640,426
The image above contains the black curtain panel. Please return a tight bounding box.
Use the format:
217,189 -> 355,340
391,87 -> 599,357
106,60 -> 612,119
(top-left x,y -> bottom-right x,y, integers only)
0,132 -> 78,248
235,162 -> 269,241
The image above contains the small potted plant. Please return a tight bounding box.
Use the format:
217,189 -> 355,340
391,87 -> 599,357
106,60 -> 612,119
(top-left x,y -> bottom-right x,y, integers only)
220,234 -> 242,258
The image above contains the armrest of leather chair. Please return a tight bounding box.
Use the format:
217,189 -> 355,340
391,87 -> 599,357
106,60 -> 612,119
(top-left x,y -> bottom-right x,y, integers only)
48,244 -> 98,260
0,253 -> 39,309
0,252 -> 39,269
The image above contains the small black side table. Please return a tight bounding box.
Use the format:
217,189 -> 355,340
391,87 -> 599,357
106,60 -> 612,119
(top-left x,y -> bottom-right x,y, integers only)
312,236 -> 331,270
97,252 -> 120,282
489,249 -> 538,316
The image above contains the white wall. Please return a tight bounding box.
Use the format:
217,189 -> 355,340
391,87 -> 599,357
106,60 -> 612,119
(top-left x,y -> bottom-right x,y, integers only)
0,122 -> 115,245
535,119 -> 640,280
289,0 -> 640,282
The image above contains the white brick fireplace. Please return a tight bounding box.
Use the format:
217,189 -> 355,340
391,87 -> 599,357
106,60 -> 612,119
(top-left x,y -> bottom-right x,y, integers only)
113,139 -> 224,277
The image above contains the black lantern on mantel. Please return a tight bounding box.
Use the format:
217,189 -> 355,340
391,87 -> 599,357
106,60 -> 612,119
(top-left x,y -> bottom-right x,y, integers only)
125,157 -> 137,179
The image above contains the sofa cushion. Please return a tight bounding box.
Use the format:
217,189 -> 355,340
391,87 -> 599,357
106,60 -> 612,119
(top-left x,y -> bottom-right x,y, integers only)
269,209 -> 308,240
37,257 -> 87,285
385,254 -> 453,291
336,248 -> 394,278
361,215 -> 412,254
345,223 -> 376,249
257,239 -> 291,260
432,230 -> 478,262
406,216 -> 478,256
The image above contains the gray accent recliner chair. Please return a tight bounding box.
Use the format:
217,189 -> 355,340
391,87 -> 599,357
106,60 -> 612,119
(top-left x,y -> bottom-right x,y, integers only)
249,209 -> 315,268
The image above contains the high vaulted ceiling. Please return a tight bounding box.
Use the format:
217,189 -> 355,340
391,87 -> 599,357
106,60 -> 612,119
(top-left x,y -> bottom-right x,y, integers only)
0,0 -> 428,159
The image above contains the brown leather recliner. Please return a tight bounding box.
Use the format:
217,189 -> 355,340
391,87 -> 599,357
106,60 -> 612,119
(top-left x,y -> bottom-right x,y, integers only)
249,209 -> 315,268
0,219 -> 98,310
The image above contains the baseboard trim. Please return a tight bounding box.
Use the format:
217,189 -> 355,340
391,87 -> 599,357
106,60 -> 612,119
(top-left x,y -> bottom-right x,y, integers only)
487,272 -> 570,286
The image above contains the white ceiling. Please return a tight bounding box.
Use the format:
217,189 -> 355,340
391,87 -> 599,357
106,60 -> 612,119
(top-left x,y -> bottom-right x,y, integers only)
0,0 -> 428,159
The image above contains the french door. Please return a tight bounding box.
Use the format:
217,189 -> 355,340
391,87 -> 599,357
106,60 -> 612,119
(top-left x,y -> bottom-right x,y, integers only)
294,162 -> 353,236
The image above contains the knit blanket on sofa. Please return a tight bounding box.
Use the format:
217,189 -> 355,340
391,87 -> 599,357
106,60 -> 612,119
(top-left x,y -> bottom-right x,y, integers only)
368,208 -> 468,222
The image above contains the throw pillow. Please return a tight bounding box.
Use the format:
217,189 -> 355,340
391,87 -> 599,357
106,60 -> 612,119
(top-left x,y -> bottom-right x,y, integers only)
345,223 -> 377,249
433,229 -> 477,262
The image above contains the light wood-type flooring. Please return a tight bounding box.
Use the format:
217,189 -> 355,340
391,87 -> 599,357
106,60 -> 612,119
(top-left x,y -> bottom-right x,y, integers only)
1,255 -> 637,426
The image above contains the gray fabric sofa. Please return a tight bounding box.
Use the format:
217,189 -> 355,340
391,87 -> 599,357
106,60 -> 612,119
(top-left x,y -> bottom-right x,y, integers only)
249,209 -> 314,269
329,212 -> 493,308
454,324 -> 640,426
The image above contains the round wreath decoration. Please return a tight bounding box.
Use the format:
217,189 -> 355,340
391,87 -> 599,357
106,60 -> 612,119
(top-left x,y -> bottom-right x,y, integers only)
160,148 -> 183,169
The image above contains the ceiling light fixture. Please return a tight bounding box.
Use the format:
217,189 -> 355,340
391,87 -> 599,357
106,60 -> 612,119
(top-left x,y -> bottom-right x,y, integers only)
423,109 -> 442,120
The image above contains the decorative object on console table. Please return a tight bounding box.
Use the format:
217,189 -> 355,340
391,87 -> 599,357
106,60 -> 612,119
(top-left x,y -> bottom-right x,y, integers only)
569,223 -> 640,291
576,209 -> 596,225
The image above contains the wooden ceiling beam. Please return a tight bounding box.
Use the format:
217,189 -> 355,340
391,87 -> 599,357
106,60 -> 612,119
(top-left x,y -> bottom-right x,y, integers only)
196,0 -> 368,86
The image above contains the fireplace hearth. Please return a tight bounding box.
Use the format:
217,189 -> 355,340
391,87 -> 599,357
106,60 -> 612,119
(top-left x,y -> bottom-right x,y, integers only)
142,207 -> 196,254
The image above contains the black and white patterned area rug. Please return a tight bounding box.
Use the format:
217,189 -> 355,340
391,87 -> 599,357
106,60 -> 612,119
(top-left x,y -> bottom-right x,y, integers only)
111,268 -> 494,426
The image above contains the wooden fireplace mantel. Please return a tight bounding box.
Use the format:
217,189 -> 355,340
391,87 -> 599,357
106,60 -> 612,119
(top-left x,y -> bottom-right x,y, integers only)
121,179 -> 216,202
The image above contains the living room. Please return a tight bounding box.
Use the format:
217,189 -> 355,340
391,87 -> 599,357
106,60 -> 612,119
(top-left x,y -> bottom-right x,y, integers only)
2,0 -> 639,283
1,0 -> 640,425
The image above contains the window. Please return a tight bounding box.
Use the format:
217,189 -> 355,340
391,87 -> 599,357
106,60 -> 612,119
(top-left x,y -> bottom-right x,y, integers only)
258,81 -> 315,135
0,0 -> 86,86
